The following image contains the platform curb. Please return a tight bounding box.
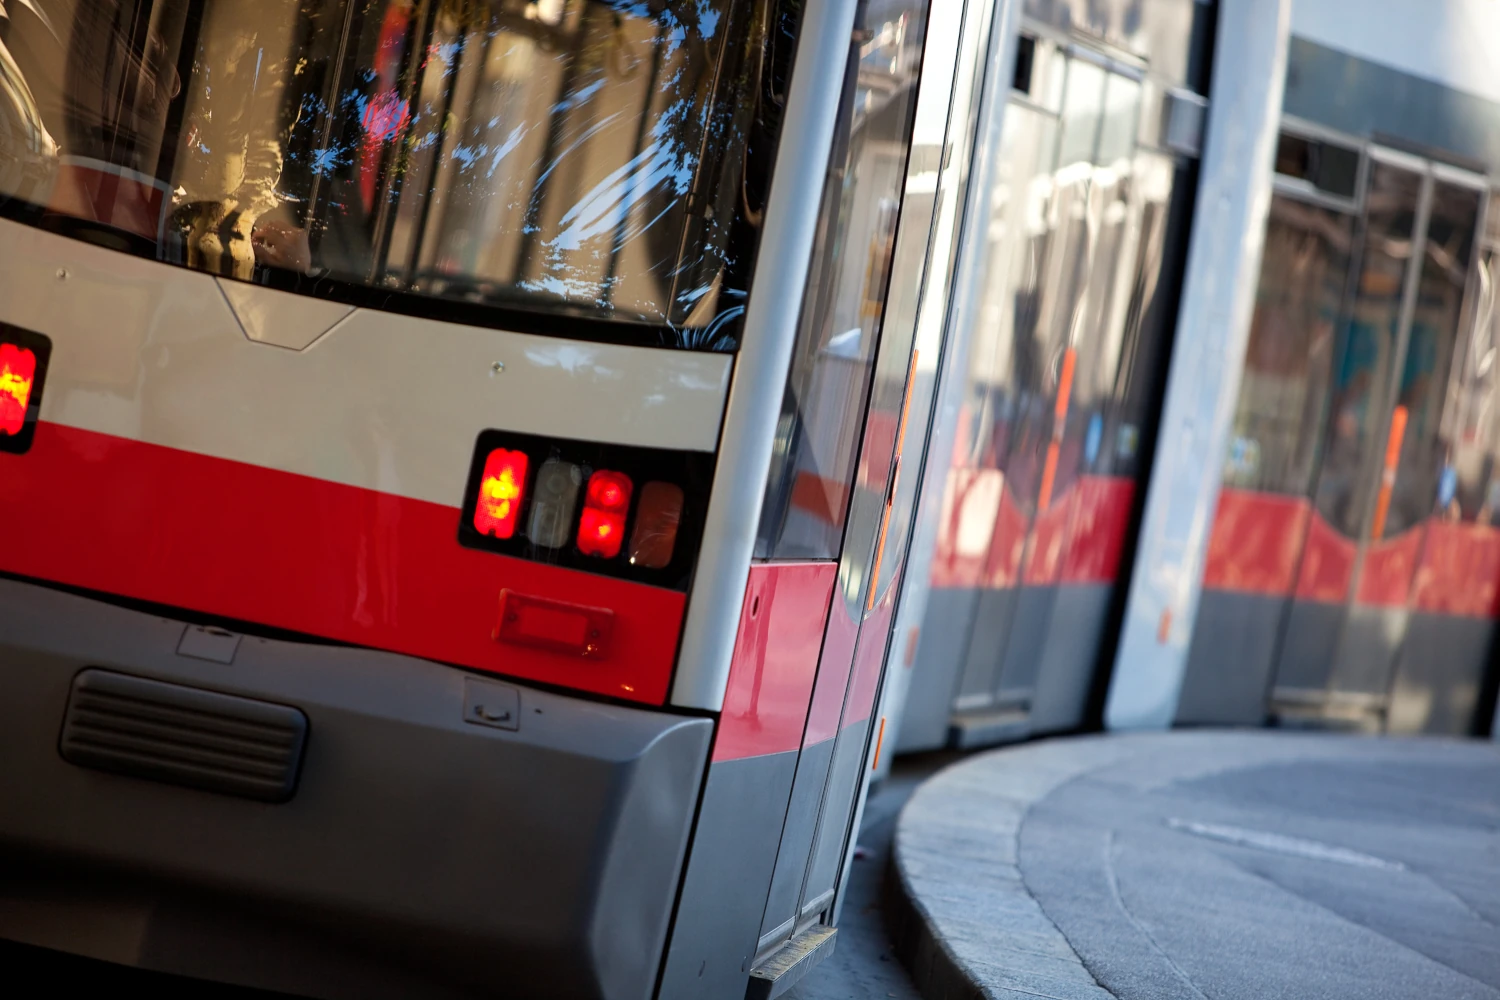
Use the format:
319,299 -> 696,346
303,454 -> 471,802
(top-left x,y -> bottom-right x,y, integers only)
885,735 -> 1134,1000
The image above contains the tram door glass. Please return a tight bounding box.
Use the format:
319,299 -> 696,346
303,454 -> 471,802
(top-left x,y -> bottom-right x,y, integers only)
1255,151 -> 1491,731
751,0 -> 932,958
944,41 -> 1158,729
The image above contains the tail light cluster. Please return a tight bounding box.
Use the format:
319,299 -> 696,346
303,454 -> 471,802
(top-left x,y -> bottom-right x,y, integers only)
0,324 -> 50,455
458,430 -> 713,591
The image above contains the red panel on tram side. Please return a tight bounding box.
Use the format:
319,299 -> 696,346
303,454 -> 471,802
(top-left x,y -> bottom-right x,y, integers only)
983,484 -> 1028,589
1060,476 -> 1135,584
712,562 -> 838,762
804,595 -> 860,747
1412,522 -> 1500,618
0,423 -> 684,704
1293,510 -> 1358,602
843,576 -> 897,728
1201,488 -> 1310,594
1024,485 -> 1077,586
1355,525 -> 1424,607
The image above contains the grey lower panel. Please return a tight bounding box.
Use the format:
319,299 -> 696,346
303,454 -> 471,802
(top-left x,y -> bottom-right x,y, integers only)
895,588 -> 975,753
657,750 -> 799,1000
799,716 -> 872,922
955,587 -> 1016,706
0,579 -> 710,1000
1272,599 -> 1344,694
1329,604 -> 1407,697
1389,613 -> 1496,736
991,586 -> 1053,704
1177,590 -> 1284,726
757,737 -> 836,954
1030,585 -> 1111,734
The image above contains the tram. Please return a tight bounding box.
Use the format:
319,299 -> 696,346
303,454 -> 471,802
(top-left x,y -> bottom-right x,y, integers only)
882,0 -> 1500,766
2,0 -> 1488,997
0,0 -> 1009,997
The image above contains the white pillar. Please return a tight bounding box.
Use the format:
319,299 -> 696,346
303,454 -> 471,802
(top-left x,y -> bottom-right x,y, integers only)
1104,0 -> 1292,730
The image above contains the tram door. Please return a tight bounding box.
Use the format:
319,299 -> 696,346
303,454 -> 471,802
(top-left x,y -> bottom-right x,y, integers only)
746,0 -> 958,964
938,36 -> 1173,746
1269,151 -> 1490,731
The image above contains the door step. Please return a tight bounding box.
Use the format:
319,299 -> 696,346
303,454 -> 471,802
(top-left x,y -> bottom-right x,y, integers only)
950,707 -> 1031,749
745,926 -> 837,1000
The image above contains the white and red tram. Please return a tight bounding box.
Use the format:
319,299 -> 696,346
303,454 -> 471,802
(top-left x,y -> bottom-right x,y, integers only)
0,0 -> 967,996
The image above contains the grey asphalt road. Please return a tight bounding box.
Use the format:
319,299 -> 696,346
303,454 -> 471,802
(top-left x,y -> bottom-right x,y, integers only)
893,731 -> 1500,1000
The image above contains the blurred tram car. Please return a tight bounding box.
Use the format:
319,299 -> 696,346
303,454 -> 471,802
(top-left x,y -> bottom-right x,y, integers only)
881,0 -> 1500,769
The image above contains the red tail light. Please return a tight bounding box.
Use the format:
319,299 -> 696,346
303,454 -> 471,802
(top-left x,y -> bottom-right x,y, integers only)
0,342 -> 36,437
474,449 -> 529,539
579,470 -> 632,558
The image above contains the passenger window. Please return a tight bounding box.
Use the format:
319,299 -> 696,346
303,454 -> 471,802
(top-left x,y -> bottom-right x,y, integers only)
1224,194 -> 1356,495
0,0 -> 797,348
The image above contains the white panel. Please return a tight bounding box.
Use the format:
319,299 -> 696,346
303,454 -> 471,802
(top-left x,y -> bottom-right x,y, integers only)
1105,0 -> 1292,730
1291,0 -> 1500,106
217,279 -> 353,351
0,219 -> 730,509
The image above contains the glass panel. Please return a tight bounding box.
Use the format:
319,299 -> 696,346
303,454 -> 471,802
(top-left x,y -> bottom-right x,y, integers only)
1384,181 -> 1482,535
752,0 -> 927,559
1224,195 -> 1356,493
1003,56 -> 1103,519
1095,151 -> 1180,480
1309,161 -> 1423,537
947,101 -> 1057,582
0,0 -> 789,346
1443,245 -> 1497,523
1050,71 -> 1139,502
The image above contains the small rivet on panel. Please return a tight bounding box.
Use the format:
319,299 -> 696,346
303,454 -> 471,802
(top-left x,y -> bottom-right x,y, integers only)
490,361 -> 506,375
56,268 -> 68,280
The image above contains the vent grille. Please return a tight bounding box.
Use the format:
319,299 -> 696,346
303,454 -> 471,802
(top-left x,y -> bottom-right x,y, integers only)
61,669 -> 307,803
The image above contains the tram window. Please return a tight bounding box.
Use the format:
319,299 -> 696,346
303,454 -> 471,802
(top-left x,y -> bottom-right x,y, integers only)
1099,153 -> 1182,481
1384,181 -> 1481,536
0,0 -> 797,348
1442,247 -> 1496,524
1310,162 -> 1423,537
1275,132 -> 1360,200
1012,35 -> 1036,95
753,0 -> 927,560
1223,195 -> 1355,495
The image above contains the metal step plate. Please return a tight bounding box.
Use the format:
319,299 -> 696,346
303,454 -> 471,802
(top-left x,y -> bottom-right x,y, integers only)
746,925 -> 837,1000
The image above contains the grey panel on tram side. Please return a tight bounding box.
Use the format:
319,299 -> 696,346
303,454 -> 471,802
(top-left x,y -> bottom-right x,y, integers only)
1330,604 -> 1408,697
0,579 -> 709,1000
657,749 -> 800,1000
895,587 -> 976,753
799,716 -> 873,922
960,581 -> 1020,707
956,586 -> 1017,705
757,736 -> 837,956
992,585 -> 1054,704
1272,599 -> 1344,694
1389,613 -> 1497,736
1176,589 -> 1283,726
1030,584 -> 1112,734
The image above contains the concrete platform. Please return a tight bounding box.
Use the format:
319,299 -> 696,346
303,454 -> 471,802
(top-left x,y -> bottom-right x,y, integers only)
887,731 -> 1500,1000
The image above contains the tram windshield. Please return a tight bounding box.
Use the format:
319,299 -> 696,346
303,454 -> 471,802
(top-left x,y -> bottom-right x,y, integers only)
0,0 -> 788,349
